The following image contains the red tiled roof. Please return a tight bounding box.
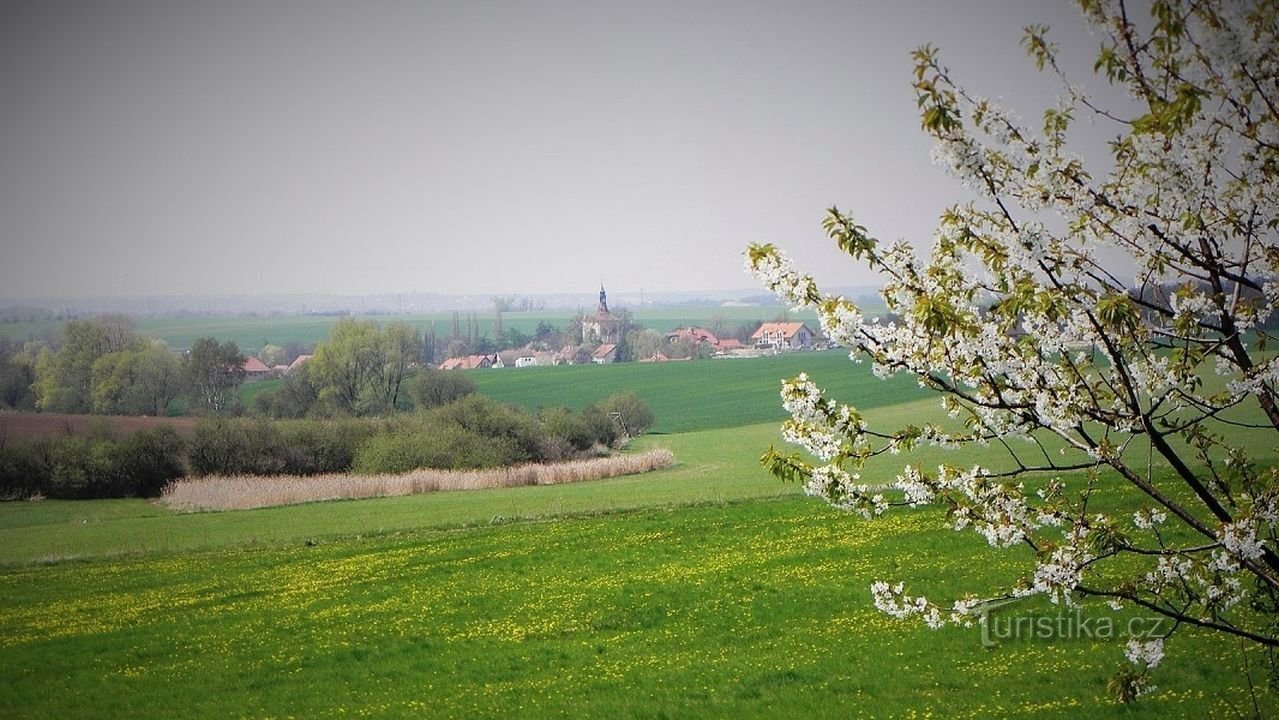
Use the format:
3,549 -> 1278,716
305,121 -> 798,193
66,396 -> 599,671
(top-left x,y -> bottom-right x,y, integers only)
666,327 -> 719,345
287,354 -> 313,373
243,357 -> 270,373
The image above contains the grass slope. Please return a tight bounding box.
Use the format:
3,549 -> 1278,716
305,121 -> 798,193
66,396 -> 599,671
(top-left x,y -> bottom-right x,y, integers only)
0,419 -> 794,564
472,349 -> 928,433
0,498 -> 1267,719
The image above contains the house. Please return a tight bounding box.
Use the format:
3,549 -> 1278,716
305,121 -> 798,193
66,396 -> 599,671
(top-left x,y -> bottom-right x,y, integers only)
514,356 -> 538,368
439,354 -> 499,370
715,338 -> 744,352
554,345 -> 580,365
286,354 -> 313,375
271,364 -> 290,376
751,322 -> 816,350
242,356 -> 271,381
591,343 -> 618,364
665,327 -> 719,346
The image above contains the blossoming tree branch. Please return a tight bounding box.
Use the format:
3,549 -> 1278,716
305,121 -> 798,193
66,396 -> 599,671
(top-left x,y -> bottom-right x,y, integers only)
748,0 -> 1278,701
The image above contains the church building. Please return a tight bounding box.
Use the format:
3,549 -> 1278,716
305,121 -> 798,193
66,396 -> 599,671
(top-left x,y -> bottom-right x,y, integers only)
582,284 -> 623,345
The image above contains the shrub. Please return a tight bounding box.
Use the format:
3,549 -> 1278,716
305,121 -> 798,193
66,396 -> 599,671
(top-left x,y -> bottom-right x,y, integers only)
537,407 -> 595,461
187,417 -> 259,476
188,417 -> 382,477
115,426 -> 187,496
597,392 -> 654,436
409,368 -> 475,409
429,395 -> 544,460
351,422 -> 524,474
0,428 -> 185,499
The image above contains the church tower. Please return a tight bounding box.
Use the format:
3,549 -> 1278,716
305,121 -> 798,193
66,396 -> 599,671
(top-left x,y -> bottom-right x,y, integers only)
582,283 -> 620,345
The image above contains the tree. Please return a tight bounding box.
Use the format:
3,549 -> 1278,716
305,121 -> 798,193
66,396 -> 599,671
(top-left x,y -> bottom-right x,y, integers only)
0,338 -> 38,410
34,316 -> 141,413
90,342 -> 183,416
597,391 -> 653,437
184,338 -> 245,415
253,361 -> 320,418
627,328 -> 667,360
311,318 -> 383,414
410,367 -> 475,409
748,0 -> 1278,702
378,321 -> 421,411
258,344 -> 286,368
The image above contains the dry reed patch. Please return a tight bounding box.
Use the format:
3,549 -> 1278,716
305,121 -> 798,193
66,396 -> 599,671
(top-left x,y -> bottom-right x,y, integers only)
159,448 -> 676,512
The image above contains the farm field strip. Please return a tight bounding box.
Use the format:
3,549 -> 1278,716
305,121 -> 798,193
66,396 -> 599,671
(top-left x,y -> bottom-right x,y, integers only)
0,306 -> 829,353
472,349 -> 930,433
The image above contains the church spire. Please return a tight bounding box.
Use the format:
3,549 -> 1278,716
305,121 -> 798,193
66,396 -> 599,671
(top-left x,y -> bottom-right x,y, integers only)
598,283 -> 609,315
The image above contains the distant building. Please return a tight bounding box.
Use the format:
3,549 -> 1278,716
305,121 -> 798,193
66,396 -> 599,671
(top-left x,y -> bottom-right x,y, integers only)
514,356 -> 538,368
439,354 -> 499,370
286,354 -> 313,375
582,284 -> 623,345
242,356 -> 271,381
665,326 -> 719,346
752,322 -> 816,350
591,343 -> 618,364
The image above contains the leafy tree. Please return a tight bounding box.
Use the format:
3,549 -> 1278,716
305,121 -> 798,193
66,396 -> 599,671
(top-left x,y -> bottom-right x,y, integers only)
258,344 -> 286,368
410,367 -> 475,409
312,318 -> 383,414
597,392 -> 654,437
184,337 -> 245,415
500,326 -> 531,351
90,342 -> 183,416
533,321 -> 559,343
310,318 -> 421,415
34,316 -> 141,413
627,328 -> 667,360
253,361 -> 321,418
0,338 -> 38,409
748,0 -> 1279,701
378,321 -> 421,411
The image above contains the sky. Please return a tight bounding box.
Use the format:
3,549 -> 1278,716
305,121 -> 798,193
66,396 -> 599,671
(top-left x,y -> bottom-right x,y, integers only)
0,0 -> 1109,300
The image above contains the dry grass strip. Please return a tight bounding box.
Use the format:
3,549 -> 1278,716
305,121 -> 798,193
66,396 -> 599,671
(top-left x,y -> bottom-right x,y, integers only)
159,448 -> 675,512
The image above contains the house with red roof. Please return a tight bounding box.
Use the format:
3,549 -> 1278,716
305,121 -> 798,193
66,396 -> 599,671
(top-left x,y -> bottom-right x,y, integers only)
591,343 -> 618,364
242,356 -> 271,381
286,354 -> 313,375
665,326 -> 720,346
439,354 -> 500,370
751,322 -> 816,350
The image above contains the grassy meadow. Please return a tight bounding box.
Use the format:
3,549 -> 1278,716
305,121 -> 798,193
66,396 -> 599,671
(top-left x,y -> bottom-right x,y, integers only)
472,349 -> 930,433
1,343 -> 1276,717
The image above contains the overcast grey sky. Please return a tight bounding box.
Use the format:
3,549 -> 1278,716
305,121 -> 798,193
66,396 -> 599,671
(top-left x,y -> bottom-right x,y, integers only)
0,0 -> 1105,299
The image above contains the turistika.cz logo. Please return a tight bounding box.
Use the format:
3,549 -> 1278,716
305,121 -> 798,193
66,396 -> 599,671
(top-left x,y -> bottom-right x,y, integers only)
978,601 -> 1171,648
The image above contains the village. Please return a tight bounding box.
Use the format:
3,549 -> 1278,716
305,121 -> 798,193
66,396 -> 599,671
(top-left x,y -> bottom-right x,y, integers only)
419,285 -> 818,372
229,284 -> 823,381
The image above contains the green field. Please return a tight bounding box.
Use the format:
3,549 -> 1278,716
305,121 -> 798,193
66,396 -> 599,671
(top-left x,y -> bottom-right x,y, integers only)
472,350 -> 929,433
0,305 -> 821,353
0,497 -> 1256,719
1,343 -> 1275,717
